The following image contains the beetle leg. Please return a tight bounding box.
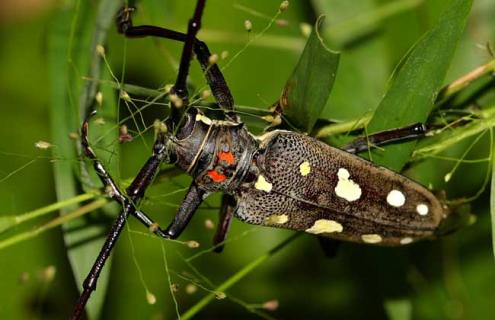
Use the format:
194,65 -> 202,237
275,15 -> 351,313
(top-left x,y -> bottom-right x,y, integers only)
162,183 -> 208,238
116,5 -> 238,122
81,111 -> 169,237
342,123 -> 427,154
316,237 -> 341,258
74,114 -> 171,319
213,194 -> 236,252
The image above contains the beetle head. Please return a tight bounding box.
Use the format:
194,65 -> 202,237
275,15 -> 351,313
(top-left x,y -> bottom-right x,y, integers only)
167,108 -> 215,174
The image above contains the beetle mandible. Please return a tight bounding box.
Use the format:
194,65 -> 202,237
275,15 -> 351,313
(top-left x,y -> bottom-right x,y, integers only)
72,0 -> 449,318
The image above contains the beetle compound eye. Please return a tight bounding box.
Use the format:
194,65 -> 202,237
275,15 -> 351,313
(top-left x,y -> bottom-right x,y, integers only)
176,112 -> 195,139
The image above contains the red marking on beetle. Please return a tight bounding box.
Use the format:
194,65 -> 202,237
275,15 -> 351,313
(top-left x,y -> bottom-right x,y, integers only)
207,170 -> 227,182
218,151 -> 235,165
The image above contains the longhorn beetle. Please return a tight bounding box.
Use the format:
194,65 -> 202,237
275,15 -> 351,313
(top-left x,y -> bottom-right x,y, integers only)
72,1 -> 449,318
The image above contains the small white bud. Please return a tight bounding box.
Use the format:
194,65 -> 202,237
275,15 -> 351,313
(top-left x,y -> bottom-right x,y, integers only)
208,53 -> 219,65
96,44 -> 105,57
120,90 -> 131,102
299,22 -> 312,38
35,141 -> 52,150
146,291 -> 156,305
186,240 -> 200,248
244,20 -> 252,32
279,1 -> 289,12
95,91 -> 103,106
185,284 -> 198,294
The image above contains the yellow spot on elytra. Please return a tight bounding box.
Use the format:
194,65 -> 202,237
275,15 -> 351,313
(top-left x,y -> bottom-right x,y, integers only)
400,237 -> 413,245
334,168 -> 361,202
416,203 -> 429,216
387,190 -> 406,207
265,214 -> 289,224
195,113 -> 212,125
255,175 -> 272,192
361,234 -> 382,243
305,219 -> 343,234
299,161 -> 311,176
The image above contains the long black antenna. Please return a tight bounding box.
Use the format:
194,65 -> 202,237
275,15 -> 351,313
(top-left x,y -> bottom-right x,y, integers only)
171,0 -> 206,105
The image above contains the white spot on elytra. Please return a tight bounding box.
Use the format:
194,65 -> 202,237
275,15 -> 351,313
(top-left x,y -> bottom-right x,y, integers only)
387,190 -> 406,207
265,214 -> 289,224
255,175 -> 272,192
299,161 -> 311,176
416,203 -> 429,216
361,234 -> 382,243
334,168 -> 362,202
305,219 -> 343,234
195,113 -> 212,125
400,237 -> 413,245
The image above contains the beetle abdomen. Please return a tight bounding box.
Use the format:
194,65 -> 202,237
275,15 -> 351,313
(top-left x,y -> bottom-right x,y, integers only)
235,131 -> 447,246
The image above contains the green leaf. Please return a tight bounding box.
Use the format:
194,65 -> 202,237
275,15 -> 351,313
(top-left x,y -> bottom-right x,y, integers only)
366,0 -> 473,171
278,16 -> 340,133
491,138 -> 495,261
49,0 -> 120,318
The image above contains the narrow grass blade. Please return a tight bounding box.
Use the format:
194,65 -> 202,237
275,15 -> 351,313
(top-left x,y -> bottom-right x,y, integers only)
49,0 -> 120,318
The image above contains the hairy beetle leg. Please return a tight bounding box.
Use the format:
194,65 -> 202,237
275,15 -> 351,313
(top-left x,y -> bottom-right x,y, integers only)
343,123 -> 427,154
74,113 -> 172,319
213,194 -> 236,252
82,112 -> 169,238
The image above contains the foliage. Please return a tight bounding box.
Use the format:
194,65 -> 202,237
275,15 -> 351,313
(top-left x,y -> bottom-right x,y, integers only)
0,0 -> 494,319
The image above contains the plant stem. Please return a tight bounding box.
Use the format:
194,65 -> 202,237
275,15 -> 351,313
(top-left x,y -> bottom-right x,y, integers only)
437,59 -> 495,101
16,191 -> 98,225
0,199 -> 108,251
315,113 -> 372,138
413,106 -> 495,159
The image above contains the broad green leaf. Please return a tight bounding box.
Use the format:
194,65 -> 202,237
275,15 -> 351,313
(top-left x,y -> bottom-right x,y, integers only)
49,0 -> 120,318
366,0 -> 473,171
277,16 -> 340,133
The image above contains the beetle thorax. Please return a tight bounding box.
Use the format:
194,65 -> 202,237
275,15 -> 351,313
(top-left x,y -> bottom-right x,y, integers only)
170,112 -> 257,192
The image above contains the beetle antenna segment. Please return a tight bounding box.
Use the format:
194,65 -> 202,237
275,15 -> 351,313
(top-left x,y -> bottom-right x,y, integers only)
116,2 -> 238,122
342,123 -> 428,154
169,0 -> 207,128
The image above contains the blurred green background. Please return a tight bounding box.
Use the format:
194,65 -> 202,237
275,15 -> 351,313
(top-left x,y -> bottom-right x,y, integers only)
1,0 -> 494,319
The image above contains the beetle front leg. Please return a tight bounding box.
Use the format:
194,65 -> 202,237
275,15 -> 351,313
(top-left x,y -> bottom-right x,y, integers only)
342,123 -> 427,154
213,194 -> 236,252
162,182 -> 208,239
